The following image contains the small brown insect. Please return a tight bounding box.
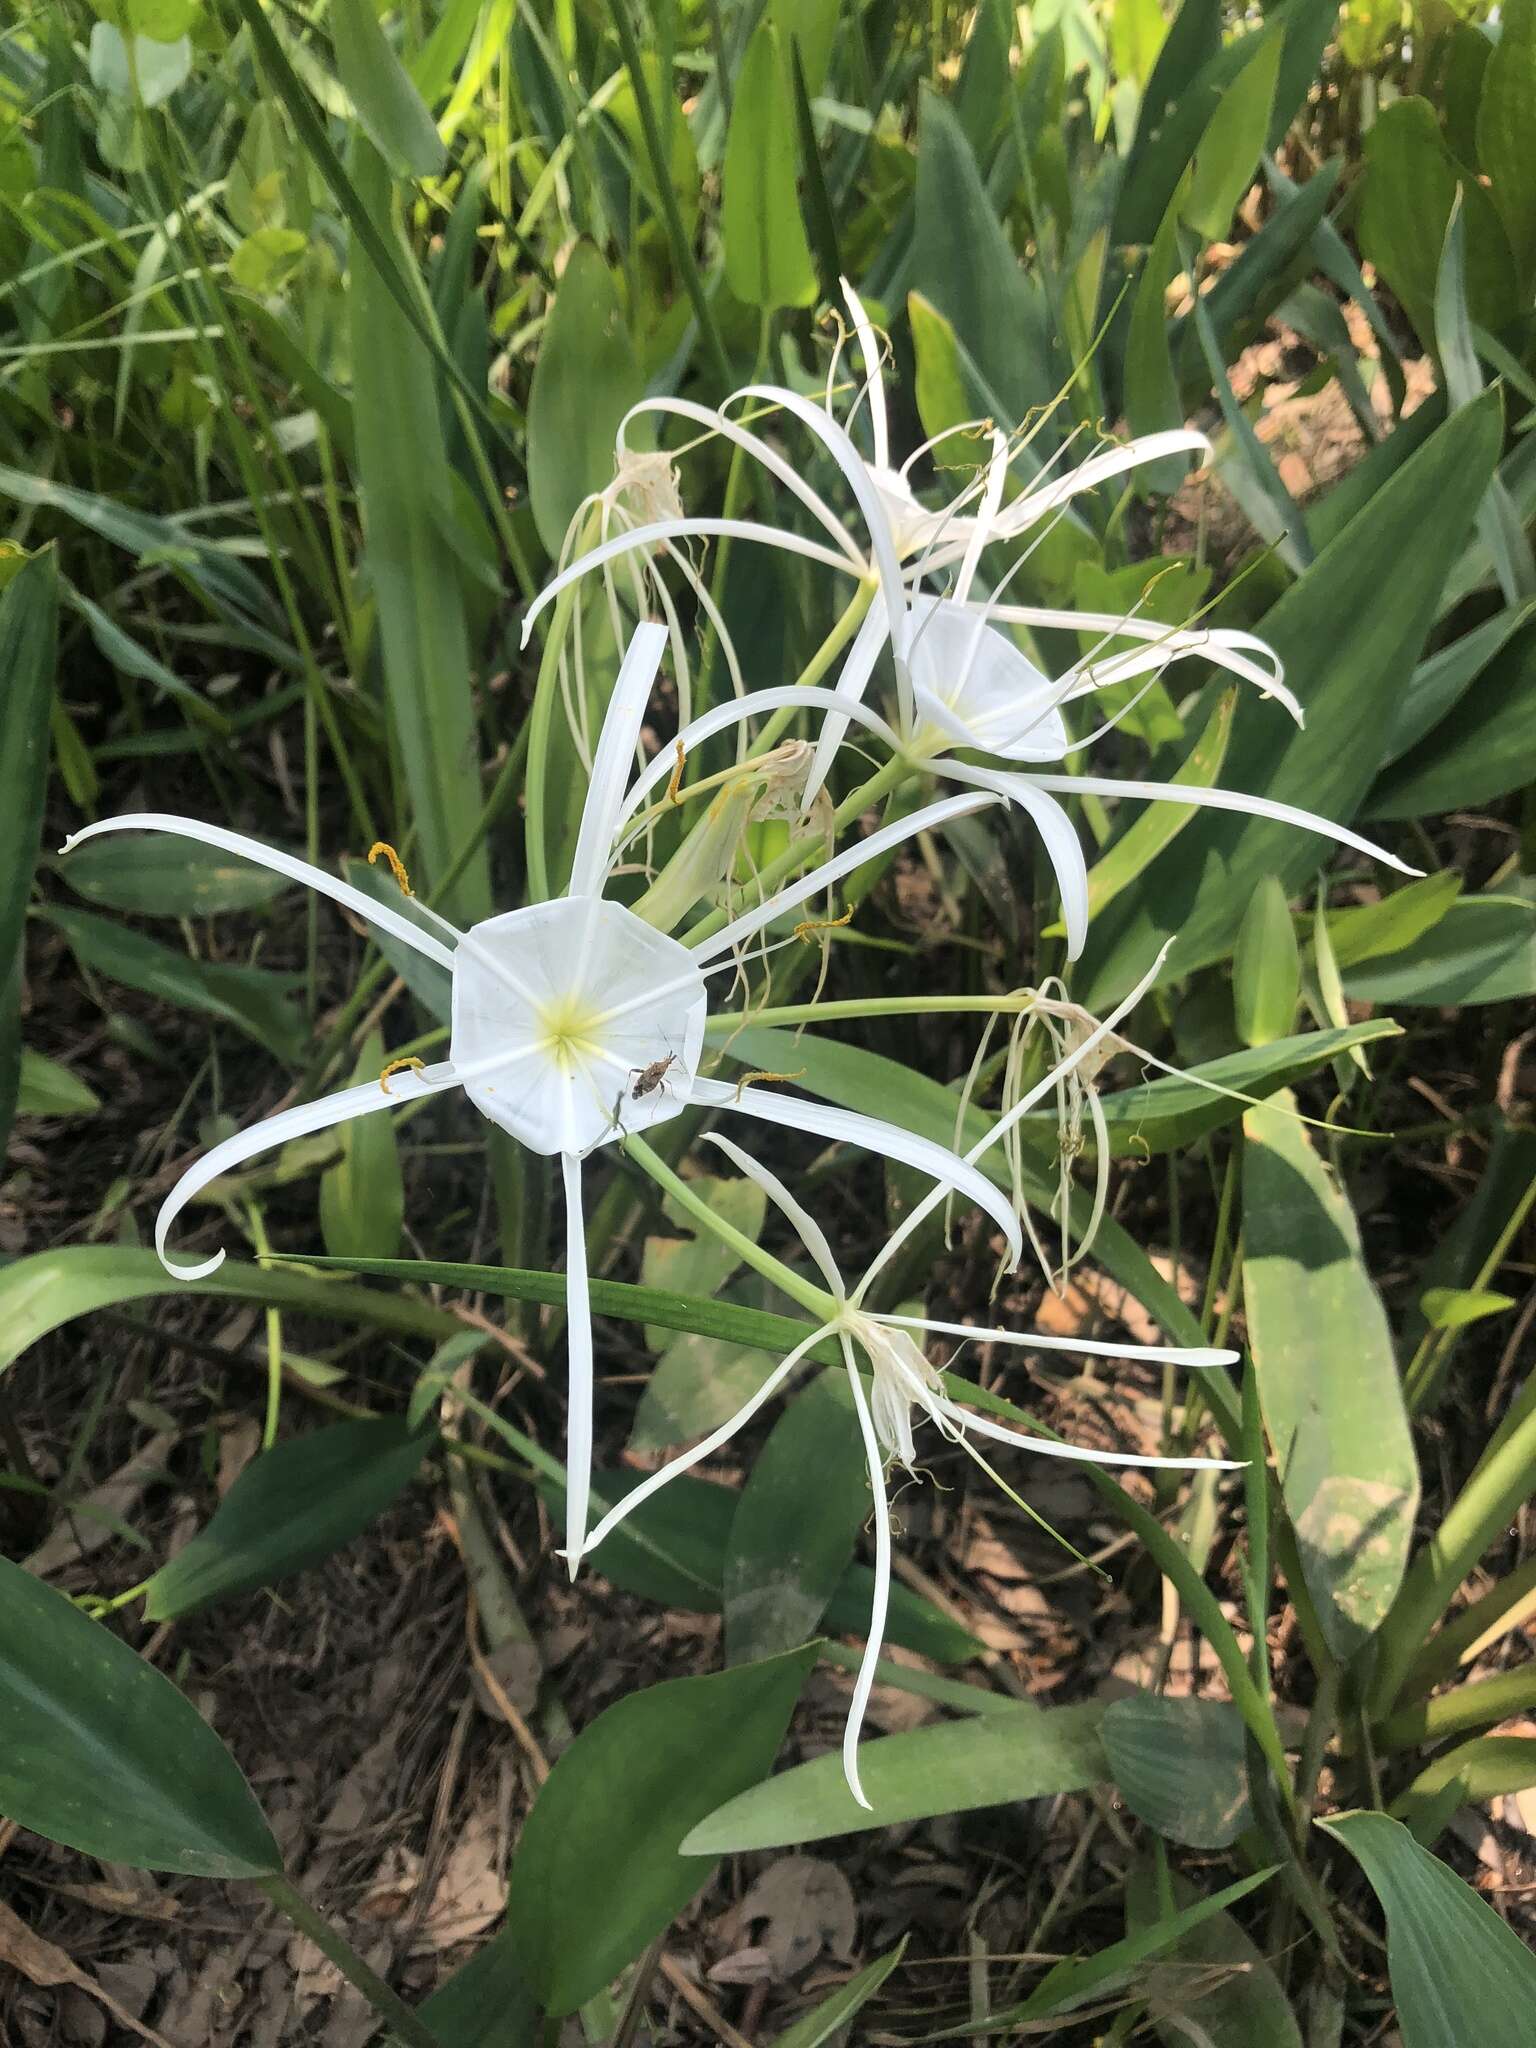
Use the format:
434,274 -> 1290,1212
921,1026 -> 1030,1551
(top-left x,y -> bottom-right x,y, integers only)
630,1051 -> 681,1100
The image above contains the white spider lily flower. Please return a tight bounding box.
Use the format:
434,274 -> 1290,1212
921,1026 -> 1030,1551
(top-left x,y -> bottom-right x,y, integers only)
578,949 -> 1241,1807
63,626 -> 1024,1570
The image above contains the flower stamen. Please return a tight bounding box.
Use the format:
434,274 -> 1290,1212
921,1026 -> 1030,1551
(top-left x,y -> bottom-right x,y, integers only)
793,904 -> 854,943
733,1066 -> 807,1103
379,1056 -> 427,1095
368,841 -> 413,896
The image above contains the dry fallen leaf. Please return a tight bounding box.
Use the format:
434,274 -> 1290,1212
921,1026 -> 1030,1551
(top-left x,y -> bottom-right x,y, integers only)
729,1856 -> 857,1981
0,1900 -> 174,2048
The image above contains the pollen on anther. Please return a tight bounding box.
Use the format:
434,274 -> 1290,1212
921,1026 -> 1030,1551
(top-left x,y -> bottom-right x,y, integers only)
368,841 -> 413,896
379,1056 -> 427,1096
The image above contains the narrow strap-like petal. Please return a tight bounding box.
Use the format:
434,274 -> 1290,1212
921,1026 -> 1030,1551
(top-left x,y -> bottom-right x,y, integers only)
620,397 -> 866,567
1026,773 -> 1421,876
841,278 -> 890,472
616,682 -> 903,835
952,428 -> 1009,608
693,1077 -> 1024,1271
840,1331 -> 890,1811
942,761 -> 1090,960
61,814 -> 459,972
800,602 -> 896,813
559,1147 -> 594,1577
520,519 -> 860,644
579,1321 -> 836,1556
154,1062 -> 463,1280
945,1396 -> 1242,1471
873,1313 -> 1236,1368
733,384 -> 908,634
568,622 -> 668,899
703,1133 -> 846,1298
692,790 -> 999,966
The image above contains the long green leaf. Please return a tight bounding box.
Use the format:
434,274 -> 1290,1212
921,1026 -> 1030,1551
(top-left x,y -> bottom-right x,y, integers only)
143,1419 -> 435,1620
0,551 -> 58,1157
0,1557 -> 280,1879
329,0 -> 445,177
505,1647 -> 815,2014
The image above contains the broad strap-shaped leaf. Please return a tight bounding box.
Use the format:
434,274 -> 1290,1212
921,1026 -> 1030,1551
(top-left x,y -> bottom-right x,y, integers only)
0,551 -> 58,1157
1243,1091 -> 1419,1657
1321,1811 -> 1536,2048
682,1700 -> 1106,1852
1343,894 -> 1536,1007
504,1646 -> 816,2014
1125,1866 -> 1303,2048
1101,1694 -> 1253,1848
0,1558 -> 281,1879
144,1419 -> 436,1620
526,243 -> 645,555
330,0 -> 445,177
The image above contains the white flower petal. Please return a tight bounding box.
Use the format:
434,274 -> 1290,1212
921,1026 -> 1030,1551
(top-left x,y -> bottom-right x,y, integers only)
943,1396 -> 1242,1470
874,1313 -> 1236,1368
952,428 -> 1009,607
520,518 -> 861,644
616,682 -> 903,835
691,1076 -> 1024,1270
154,1062 -> 463,1280
560,1147 -> 593,1575
60,814 -> 459,972
568,622 -> 668,898
703,1132 -> 846,1298
903,598 -> 1068,762
620,396 -> 867,567
1026,773 -> 1422,875
840,1330 -> 890,1810
578,1321 -> 836,1555
800,602 -> 895,813
940,761 -> 1089,959
841,277 -> 890,472
692,790 -> 999,966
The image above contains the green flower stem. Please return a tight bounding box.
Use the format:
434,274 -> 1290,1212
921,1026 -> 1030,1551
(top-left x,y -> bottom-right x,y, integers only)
622,1131 -> 840,1323
257,1875 -> 445,2048
679,753 -> 917,952
741,576 -> 880,760
705,992 -> 1042,1035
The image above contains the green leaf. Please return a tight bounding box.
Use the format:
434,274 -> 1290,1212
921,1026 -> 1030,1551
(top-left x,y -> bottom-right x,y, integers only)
0,1246 -> 457,1382
1124,198 -> 1189,492
721,23 -> 816,310
505,1647 -> 815,2014
683,1700 -> 1107,1852
1243,1091 -> 1419,1657
768,1940 -> 907,2047
87,23 -> 192,106
1054,691 -> 1235,931
417,1927 -> 538,2048
1014,1868 -> 1279,2023
41,906 -> 305,1062
61,830 -> 292,918
329,0 -> 444,178
1319,873 -> 1464,968
527,243 -> 645,556
911,87 -> 1055,426
1359,100 -> 1516,346
1100,1695 -> 1253,1848
143,1418 -> 433,1620
725,1370 -> 869,1666
320,1031 -> 404,1263
640,1174 -> 766,1355
16,1050 -> 101,1119
228,225 -> 308,294
1343,895 -> 1536,1007
1125,1866 -> 1302,2048
1078,389 -> 1503,1006
1182,26 -> 1282,241
1421,1287 -> 1517,1332
1320,1810 -> 1536,2048
348,141 -> 491,926
0,552 -> 57,1158
1477,0 -> 1536,295
1368,625 -> 1536,820
539,1467 -> 980,1666
1381,604 -> 1536,771
1233,876 -> 1300,1047
0,1557 -> 280,1879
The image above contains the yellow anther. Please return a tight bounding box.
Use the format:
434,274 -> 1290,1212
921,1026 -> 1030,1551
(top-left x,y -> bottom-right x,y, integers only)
733,1067 -> 806,1103
368,841 -> 413,897
666,739 -> 687,807
379,1056 -> 427,1096
793,904 -> 854,944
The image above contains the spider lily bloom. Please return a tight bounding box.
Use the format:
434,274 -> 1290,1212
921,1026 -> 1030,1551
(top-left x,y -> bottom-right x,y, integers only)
63,626 -> 1023,1570
579,954 -> 1241,1806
